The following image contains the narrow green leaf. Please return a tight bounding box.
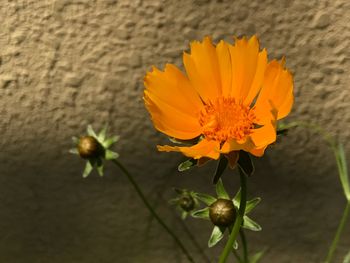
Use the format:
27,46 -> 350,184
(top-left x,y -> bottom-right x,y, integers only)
337,143 -> 350,201
178,158 -> 196,172
233,240 -> 238,250
105,150 -> 119,160
343,251 -> 350,263
243,216 -> 262,231
208,226 -> 225,248
233,188 -> 241,208
250,249 -> 266,263
83,161 -> 94,178
213,155 -> 228,184
245,197 -> 261,214
193,193 -> 216,206
192,207 -> 210,219
238,151 -> 254,176
216,179 -> 230,199
87,125 -> 97,137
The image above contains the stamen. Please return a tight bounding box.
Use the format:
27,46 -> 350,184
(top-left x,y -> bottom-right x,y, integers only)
199,97 -> 256,142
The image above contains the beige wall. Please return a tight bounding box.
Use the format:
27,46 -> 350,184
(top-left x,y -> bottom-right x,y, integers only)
0,0 -> 349,262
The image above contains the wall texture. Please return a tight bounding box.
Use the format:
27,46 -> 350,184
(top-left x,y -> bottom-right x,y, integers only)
0,0 -> 349,262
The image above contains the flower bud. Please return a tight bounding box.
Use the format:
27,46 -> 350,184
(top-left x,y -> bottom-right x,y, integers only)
209,199 -> 236,227
77,136 -> 101,159
179,195 -> 195,212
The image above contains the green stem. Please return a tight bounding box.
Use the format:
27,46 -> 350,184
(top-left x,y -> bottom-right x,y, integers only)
240,229 -> 249,263
325,202 -> 350,263
219,167 -> 247,263
112,160 -> 195,263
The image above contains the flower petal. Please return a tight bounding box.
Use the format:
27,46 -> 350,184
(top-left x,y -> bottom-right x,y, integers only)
254,59 -> 294,124
229,36 -> 267,104
144,92 -> 201,140
157,139 -> 220,160
216,40 -> 232,97
220,137 -> 255,154
250,117 -> 277,148
144,64 -> 203,116
183,37 -> 222,101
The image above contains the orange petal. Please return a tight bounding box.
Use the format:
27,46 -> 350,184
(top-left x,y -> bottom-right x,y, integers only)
229,36 -> 267,104
157,139 -> 221,160
250,116 -> 277,148
254,59 -> 294,124
144,91 -> 201,140
249,146 -> 267,157
216,40 -> 232,97
183,37 -> 221,101
144,64 -> 203,117
220,137 -> 255,154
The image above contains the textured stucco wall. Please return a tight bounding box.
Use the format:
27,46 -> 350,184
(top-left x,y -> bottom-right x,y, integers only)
0,0 -> 349,262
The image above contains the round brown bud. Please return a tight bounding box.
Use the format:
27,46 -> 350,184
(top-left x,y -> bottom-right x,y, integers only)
179,195 -> 195,212
77,136 -> 101,159
209,199 -> 236,227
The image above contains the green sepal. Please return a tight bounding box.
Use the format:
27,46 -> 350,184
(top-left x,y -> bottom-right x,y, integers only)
238,151 -> 254,176
169,137 -> 199,145
216,179 -> 230,199
250,249 -> 266,263
193,193 -> 216,206
191,207 -> 209,219
105,150 -> 119,160
232,188 -> 241,208
83,160 -> 94,178
233,240 -> 238,250
98,125 -> 108,142
245,197 -> 261,214
178,158 -> 196,172
69,148 -> 79,155
103,135 -> 120,148
87,125 -> 97,137
96,158 -> 104,176
213,155 -> 228,184
208,226 -> 225,248
243,216 -> 262,231
343,251 -> 350,263
181,211 -> 188,220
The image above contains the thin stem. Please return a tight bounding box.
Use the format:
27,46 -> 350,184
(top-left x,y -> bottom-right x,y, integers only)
219,167 -> 247,263
232,249 -> 243,263
324,202 -> 350,263
112,159 -> 195,263
240,229 -> 248,263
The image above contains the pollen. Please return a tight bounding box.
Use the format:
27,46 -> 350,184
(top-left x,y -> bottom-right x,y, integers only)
199,97 -> 256,142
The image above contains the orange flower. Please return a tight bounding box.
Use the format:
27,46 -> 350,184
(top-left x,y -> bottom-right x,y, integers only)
144,36 -> 293,160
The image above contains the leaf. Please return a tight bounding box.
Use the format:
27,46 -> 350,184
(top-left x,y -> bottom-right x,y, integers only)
193,193 -> 216,206
245,197 -> 261,214
343,251 -> 350,263
105,150 -> 119,160
87,125 -> 97,137
243,216 -> 262,231
213,155 -> 228,184
216,179 -> 230,199
83,160 -> 94,178
337,143 -> 350,201
191,207 -> 210,219
208,226 -> 225,247
232,188 -> 241,208
233,240 -> 238,250
238,151 -> 254,176
178,158 -> 196,172
250,249 -> 266,263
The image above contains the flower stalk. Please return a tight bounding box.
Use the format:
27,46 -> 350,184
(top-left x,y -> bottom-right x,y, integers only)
111,159 -> 195,263
218,167 -> 247,263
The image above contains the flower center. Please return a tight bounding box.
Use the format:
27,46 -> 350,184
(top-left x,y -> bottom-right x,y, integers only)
199,97 -> 256,142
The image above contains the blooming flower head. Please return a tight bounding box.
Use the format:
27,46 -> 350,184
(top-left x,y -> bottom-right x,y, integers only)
144,36 -> 293,160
